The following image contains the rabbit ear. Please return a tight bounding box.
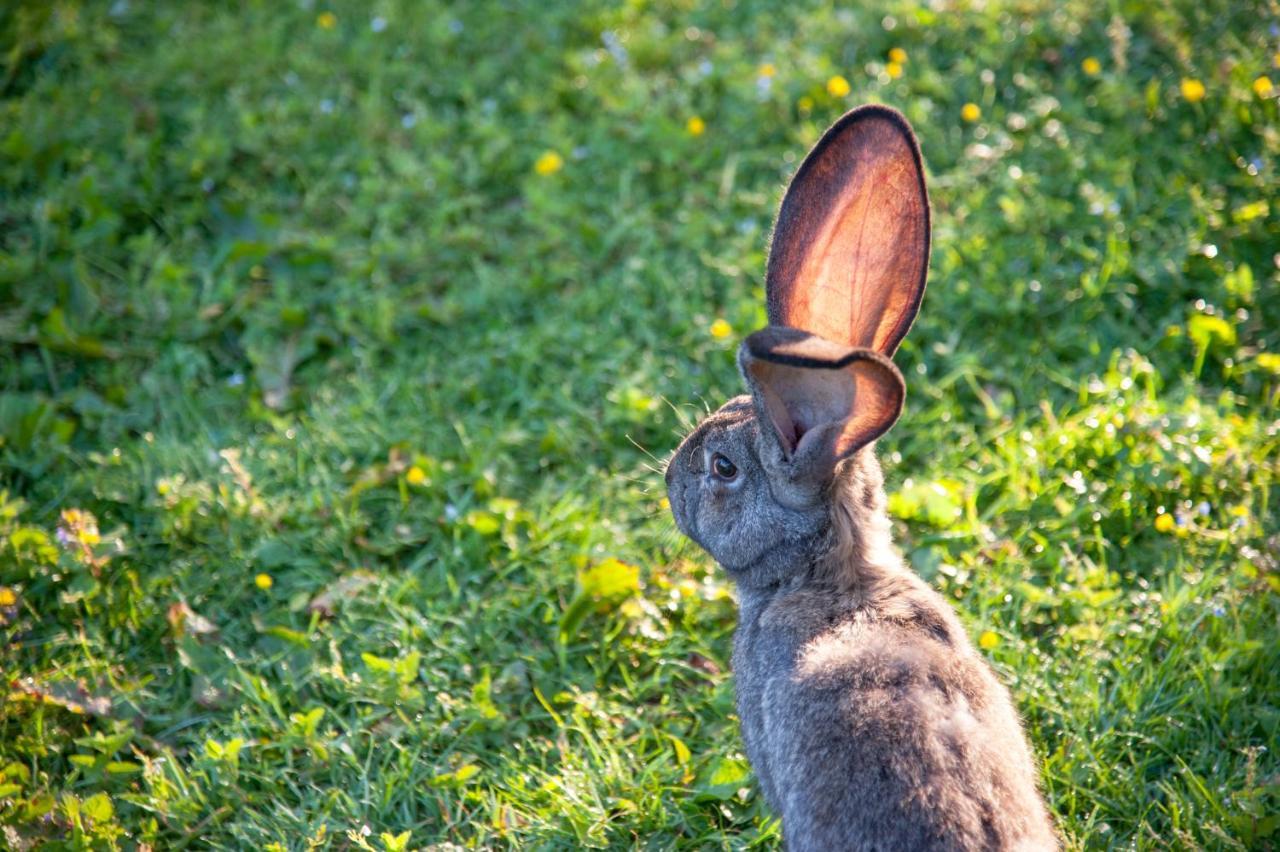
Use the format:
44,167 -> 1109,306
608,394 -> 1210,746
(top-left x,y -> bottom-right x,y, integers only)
766,105 -> 930,357
739,327 -> 904,475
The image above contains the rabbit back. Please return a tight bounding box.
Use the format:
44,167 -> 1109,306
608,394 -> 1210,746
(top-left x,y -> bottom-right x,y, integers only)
733,575 -> 1056,851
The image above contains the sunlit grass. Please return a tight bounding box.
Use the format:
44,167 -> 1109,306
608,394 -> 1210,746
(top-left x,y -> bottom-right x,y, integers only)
1,0 -> 1277,848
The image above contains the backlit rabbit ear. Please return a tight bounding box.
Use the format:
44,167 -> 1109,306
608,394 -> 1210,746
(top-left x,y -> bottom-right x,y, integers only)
766,105 -> 930,357
739,327 -> 904,475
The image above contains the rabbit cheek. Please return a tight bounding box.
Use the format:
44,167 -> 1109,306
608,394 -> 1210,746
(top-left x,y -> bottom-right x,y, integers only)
666,476 -> 699,541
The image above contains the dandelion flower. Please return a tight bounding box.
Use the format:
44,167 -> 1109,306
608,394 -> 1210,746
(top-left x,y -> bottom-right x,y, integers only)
1082,57 -> 1101,76
978,630 -> 999,650
0,587 -> 16,607
826,75 -> 851,97
1154,512 -> 1175,533
709,319 -> 732,339
406,465 -> 427,486
888,47 -> 907,64
533,151 -> 563,176
255,573 -> 274,591
686,116 -> 706,136
1180,78 -> 1205,103
961,102 -> 981,122
317,11 -> 337,29
758,62 -> 776,78
886,61 -> 903,80
1253,76 -> 1273,98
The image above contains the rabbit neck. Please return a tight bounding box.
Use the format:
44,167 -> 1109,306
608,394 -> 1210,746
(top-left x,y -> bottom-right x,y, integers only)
815,447 -> 900,591
736,447 -> 901,609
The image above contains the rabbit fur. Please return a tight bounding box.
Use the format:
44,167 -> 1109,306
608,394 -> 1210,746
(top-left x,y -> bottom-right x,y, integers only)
664,106 -> 1057,851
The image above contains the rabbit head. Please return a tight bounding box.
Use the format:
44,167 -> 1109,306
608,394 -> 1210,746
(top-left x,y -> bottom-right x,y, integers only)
666,105 -> 930,590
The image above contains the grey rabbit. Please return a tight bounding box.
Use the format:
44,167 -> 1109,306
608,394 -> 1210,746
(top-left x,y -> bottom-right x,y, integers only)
664,105 -> 1058,850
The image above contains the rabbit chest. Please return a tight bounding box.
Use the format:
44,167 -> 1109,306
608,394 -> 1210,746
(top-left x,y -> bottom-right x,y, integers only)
730,587 -> 823,811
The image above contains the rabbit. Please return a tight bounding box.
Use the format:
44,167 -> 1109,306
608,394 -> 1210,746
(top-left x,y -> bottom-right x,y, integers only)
664,105 -> 1058,851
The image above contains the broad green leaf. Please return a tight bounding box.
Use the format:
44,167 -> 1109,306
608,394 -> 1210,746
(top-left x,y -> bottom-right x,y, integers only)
430,763 -> 480,787
1254,353 -> 1280,374
106,761 -> 143,775
696,756 -> 752,801
559,558 -> 642,641
361,652 -> 394,673
464,509 -> 501,536
580,558 -> 640,601
1187,314 -> 1236,351
667,733 -> 691,765
395,651 -> 421,685
889,479 -> 964,527
82,792 -> 113,823
263,625 -> 310,647
381,831 -> 412,852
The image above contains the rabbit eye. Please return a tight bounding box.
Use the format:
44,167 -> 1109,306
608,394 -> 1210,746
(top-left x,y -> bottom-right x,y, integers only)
710,453 -> 738,481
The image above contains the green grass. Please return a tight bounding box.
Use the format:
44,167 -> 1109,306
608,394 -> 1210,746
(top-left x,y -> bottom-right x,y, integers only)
1,0 -> 1277,848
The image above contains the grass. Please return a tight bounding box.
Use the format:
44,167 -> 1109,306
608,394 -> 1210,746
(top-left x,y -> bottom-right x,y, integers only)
1,0 -> 1277,848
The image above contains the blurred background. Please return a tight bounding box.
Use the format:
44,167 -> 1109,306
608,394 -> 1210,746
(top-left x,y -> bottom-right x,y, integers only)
1,1 -> 1277,848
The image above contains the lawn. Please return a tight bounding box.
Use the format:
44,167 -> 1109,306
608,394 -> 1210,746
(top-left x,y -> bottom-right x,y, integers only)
1,0 -> 1277,848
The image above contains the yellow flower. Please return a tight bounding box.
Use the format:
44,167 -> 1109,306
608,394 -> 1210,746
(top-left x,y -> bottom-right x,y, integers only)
1082,57 -> 1101,76
316,11 -> 337,29
686,116 -> 706,136
1253,76 -> 1274,98
405,465 -> 427,486
978,630 -> 999,650
797,95 -> 814,113
0,587 -> 16,607
709,318 -> 733,339
255,573 -> 274,591
886,61 -> 903,80
1154,513 -> 1175,533
1180,78 -> 1206,103
533,151 -> 563,176
758,62 -> 776,78
961,102 -> 981,123
58,508 -> 101,546
826,75 -> 851,97
888,47 -> 907,64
